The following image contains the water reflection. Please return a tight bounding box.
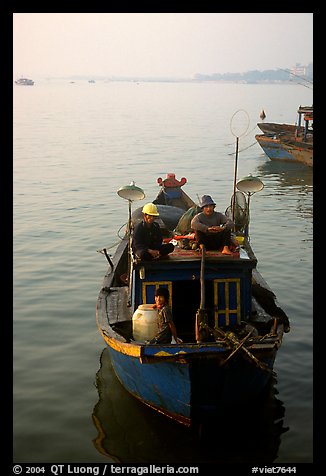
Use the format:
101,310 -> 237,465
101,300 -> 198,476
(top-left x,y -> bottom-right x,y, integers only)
92,348 -> 289,464
255,160 -> 313,223
255,160 -> 313,190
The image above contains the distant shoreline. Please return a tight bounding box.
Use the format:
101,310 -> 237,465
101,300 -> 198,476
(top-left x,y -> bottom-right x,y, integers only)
23,77 -> 312,86
17,63 -> 312,85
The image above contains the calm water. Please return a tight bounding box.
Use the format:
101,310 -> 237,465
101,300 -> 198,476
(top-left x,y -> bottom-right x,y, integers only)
13,80 -> 313,464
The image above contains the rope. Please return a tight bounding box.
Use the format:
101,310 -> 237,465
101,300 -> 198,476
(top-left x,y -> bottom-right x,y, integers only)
96,241 -> 121,254
226,123 -> 261,155
227,140 -> 259,156
117,222 -> 128,239
96,221 -> 128,254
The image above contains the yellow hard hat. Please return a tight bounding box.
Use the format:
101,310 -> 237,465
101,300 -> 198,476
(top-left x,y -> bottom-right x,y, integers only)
142,203 -> 159,216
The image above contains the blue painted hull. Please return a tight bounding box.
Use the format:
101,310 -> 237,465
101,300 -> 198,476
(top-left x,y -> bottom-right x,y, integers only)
256,134 -> 313,167
108,344 -> 275,425
256,134 -> 296,162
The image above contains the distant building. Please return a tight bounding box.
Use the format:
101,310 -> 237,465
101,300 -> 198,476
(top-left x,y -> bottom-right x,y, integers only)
289,62 -> 313,81
290,63 -> 307,77
306,63 -> 313,80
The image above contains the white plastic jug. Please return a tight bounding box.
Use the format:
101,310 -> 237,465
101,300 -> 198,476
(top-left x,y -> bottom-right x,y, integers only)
132,304 -> 159,341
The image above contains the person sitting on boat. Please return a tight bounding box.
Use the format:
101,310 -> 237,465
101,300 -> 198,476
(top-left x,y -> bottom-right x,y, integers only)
132,203 -> 175,261
191,195 -> 234,254
149,287 -> 182,344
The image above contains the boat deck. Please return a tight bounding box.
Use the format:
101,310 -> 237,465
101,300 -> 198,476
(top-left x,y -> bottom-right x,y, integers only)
138,244 -> 253,264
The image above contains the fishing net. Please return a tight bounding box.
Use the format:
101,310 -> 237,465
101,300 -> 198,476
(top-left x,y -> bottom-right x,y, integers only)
225,191 -> 249,233
173,205 -> 201,235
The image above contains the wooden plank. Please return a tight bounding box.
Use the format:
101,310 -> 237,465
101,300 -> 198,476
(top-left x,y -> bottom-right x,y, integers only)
107,287 -> 133,324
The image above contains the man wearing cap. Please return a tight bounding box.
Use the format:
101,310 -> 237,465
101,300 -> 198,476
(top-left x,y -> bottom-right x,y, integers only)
191,195 -> 234,254
132,203 -> 175,260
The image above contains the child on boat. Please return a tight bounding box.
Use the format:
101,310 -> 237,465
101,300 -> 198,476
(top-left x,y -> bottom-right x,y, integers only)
149,287 -> 182,344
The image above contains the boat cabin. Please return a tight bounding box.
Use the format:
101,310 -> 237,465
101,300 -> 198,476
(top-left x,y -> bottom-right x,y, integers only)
132,245 -> 257,343
105,173 -> 271,345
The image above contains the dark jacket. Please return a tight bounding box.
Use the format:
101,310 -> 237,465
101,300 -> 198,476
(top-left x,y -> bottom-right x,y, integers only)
132,220 -> 163,254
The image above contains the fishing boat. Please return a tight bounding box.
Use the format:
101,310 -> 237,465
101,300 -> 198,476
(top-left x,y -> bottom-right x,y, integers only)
14,77 -> 34,86
96,171 -> 289,427
257,122 -> 302,135
255,105 -> 313,167
257,105 -> 313,136
255,133 -> 312,167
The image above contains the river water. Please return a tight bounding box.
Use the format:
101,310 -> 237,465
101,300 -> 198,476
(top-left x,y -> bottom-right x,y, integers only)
13,79 -> 313,465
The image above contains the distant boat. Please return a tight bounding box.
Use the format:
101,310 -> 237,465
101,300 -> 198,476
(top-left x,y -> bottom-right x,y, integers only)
255,105 -> 313,167
15,77 -> 34,86
259,109 -> 266,120
88,80 -> 96,83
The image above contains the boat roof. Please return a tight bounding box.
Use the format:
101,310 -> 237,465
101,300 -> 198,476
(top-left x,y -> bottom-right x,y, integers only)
133,242 -> 257,269
297,105 -> 313,115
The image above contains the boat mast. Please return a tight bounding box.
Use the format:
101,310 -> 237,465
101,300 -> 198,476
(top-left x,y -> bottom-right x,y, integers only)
230,109 -> 250,224
236,175 -> 264,237
117,182 -> 145,307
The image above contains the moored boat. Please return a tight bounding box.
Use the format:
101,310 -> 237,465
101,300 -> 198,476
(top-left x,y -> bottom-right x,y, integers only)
96,172 -> 289,426
257,122 -> 302,135
257,105 -> 313,137
256,105 -> 313,167
255,133 -> 313,167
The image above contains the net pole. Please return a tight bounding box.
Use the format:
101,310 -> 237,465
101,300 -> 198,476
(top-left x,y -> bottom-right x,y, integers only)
232,136 -> 239,223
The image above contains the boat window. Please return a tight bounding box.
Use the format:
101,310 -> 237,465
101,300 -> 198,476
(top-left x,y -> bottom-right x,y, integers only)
141,281 -> 173,306
214,278 -> 241,327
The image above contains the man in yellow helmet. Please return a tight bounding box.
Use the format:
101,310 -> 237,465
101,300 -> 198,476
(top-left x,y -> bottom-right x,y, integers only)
132,203 -> 175,260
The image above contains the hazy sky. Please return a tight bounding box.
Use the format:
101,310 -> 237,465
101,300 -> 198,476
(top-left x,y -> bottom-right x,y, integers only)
13,13 -> 313,78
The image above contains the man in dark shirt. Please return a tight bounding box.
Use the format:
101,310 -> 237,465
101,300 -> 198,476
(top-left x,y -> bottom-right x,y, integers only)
132,203 -> 174,260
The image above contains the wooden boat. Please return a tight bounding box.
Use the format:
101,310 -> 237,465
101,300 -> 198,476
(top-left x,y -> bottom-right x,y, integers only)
96,173 -> 289,426
257,122 -> 303,135
14,77 -> 34,86
257,106 -> 313,135
256,106 -> 313,167
255,133 -> 313,167
257,106 -> 313,136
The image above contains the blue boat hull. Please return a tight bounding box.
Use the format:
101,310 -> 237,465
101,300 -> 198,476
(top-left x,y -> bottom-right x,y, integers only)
108,344 -> 275,425
256,135 -> 296,162
255,134 -> 313,167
